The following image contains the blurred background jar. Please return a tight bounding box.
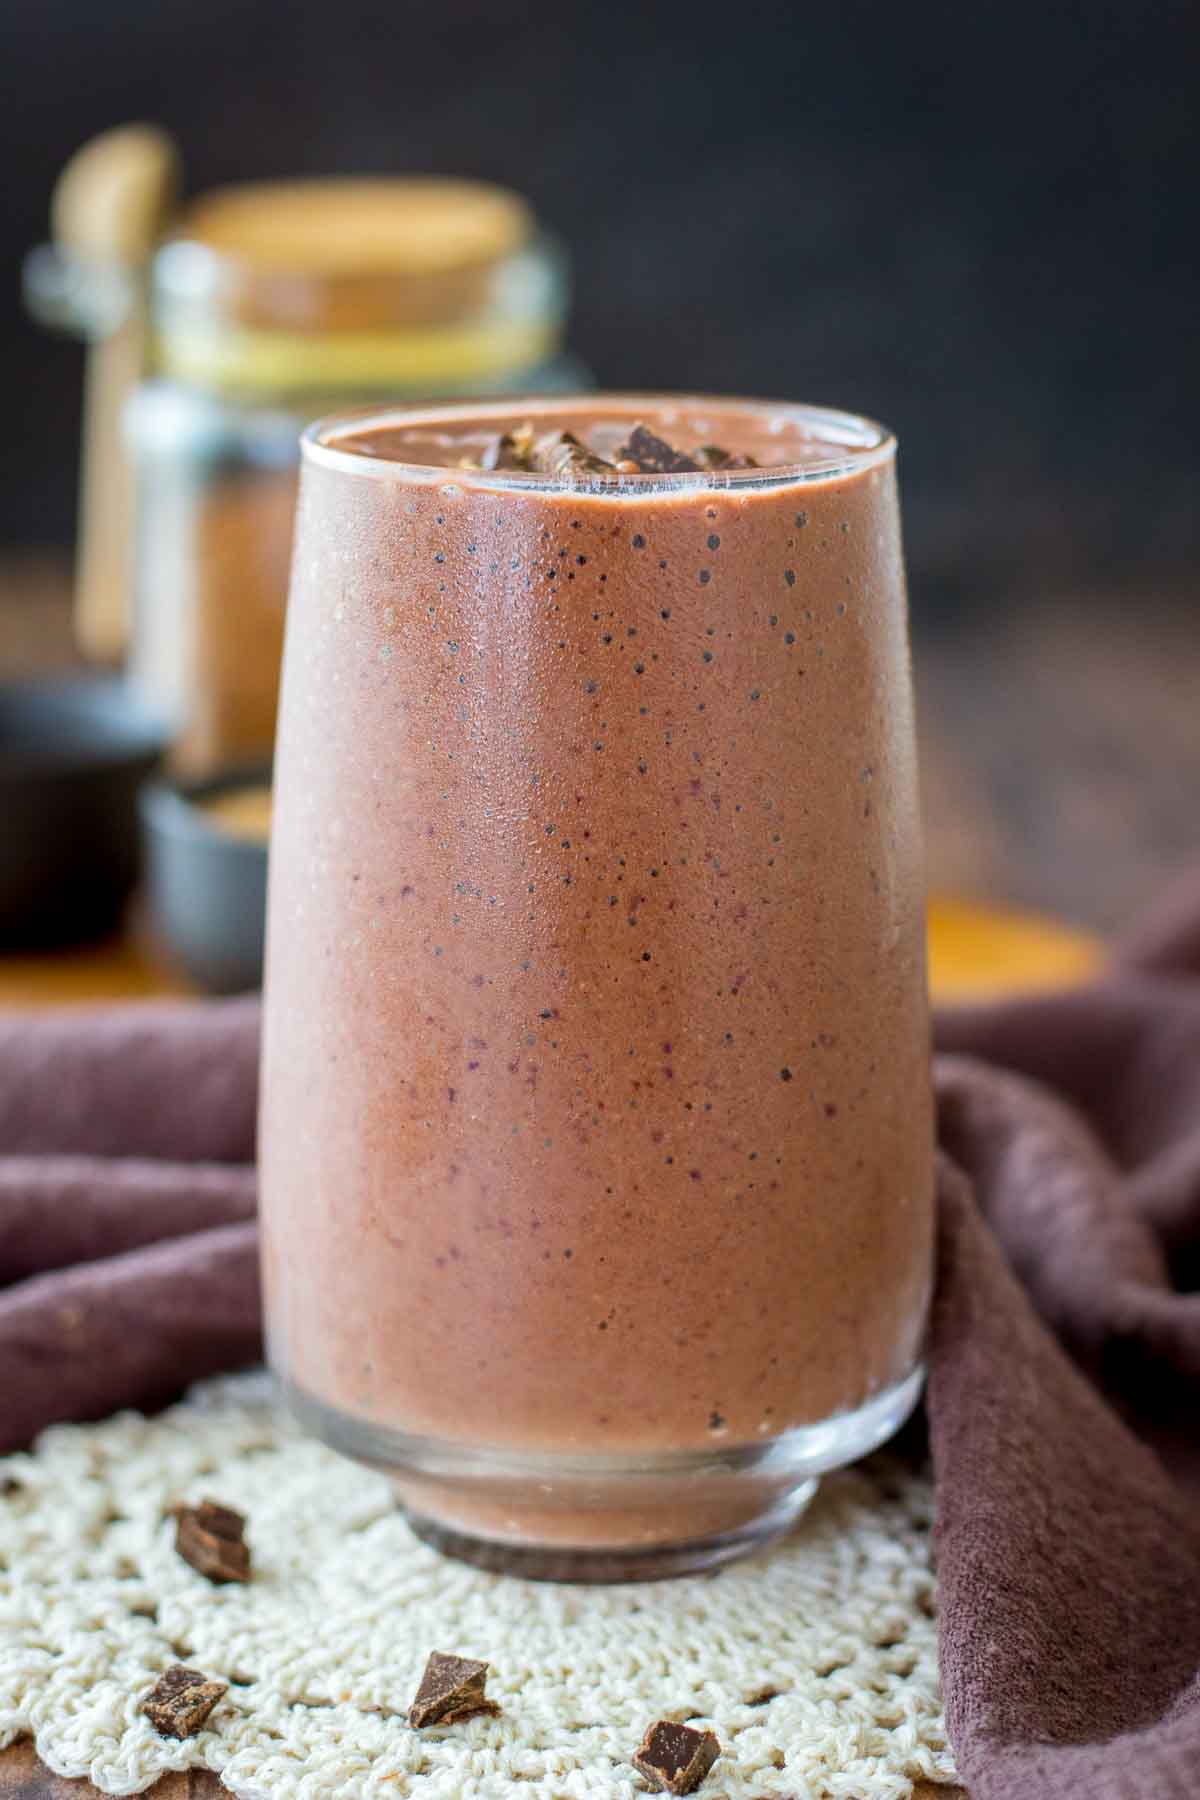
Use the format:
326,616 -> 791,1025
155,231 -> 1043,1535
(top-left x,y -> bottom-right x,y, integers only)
28,146 -> 584,779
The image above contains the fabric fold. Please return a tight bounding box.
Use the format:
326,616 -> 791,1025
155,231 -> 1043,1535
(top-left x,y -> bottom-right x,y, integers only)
0,995 -> 260,1162
0,1220 -> 260,1454
0,1155 -> 257,1286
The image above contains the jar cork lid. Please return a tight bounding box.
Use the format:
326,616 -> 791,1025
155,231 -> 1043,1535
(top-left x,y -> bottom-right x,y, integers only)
180,177 -> 532,280
153,176 -> 562,394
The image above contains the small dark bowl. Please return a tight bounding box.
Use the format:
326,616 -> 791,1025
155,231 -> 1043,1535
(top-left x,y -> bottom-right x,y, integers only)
0,677 -> 166,947
140,768 -> 270,994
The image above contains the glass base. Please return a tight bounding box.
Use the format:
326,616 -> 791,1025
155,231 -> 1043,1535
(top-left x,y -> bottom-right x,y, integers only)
404,1484 -> 818,1582
281,1364 -> 923,1584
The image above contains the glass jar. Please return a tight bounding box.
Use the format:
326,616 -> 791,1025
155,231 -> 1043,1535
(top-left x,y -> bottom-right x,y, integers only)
28,176 -> 586,775
127,179 -> 584,774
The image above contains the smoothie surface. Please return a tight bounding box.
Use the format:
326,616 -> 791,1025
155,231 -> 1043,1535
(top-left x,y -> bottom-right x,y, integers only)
319,397 -> 891,486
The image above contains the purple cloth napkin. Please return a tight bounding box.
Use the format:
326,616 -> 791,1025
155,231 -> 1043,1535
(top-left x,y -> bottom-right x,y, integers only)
930,880 -> 1200,1799
2,893 -> 1199,1799
0,997 -> 260,1449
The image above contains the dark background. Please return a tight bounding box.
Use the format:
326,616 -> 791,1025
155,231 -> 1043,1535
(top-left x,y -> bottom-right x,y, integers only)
4,0 -> 1198,613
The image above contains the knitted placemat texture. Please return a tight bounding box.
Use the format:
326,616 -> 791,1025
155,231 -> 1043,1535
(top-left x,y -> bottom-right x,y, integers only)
0,1374 -> 957,1798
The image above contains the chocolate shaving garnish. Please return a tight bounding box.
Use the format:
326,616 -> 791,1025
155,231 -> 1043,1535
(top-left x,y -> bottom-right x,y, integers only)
617,424 -> 702,474
633,1719 -> 722,1794
693,443 -> 759,470
478,424 -> 535,471
174,1499 -> 251,1584
142,1665 -> 228,1739
534,430 -> 617,479
407,1651 -> 499,1728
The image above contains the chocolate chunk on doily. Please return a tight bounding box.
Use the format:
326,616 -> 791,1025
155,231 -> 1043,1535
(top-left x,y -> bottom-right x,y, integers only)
407,1651 -> 500,1727
142,1665 -> 228,1739
174,1498 -> 251,1583
632,1719 -> 722,1794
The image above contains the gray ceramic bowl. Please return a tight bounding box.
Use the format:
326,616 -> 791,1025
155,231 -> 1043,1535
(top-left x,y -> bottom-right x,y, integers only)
0,677 -> 165,946
140,768 -> 270,994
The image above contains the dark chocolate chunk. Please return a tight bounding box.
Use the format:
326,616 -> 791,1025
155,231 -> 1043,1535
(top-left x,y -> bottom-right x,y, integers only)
617,424 -> 701,474
407,1651 -> 499,1728
142,1665 -> 228,1739
534,430 -> 617,479
693,443 -> 759,470
633,1720 -> 722,1794
174,1499 -> 252,1584
478,424 -> 535,471
440,1697 -> 502,1725
1,1475 -> 22,1496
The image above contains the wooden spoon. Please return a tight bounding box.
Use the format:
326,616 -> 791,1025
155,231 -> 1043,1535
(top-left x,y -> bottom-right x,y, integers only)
51,124 -> 180,664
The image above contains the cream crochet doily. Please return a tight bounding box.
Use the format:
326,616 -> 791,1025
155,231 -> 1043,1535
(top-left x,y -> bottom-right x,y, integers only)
0,1374 -> 957,1798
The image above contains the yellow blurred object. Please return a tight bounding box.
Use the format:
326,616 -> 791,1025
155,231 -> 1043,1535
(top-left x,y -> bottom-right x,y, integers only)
927,895 -> 1102,1001
0,933 -> 187,1008
197,783 -> 273,843
159,316 -> 557,399
0,896 -> 1103,1011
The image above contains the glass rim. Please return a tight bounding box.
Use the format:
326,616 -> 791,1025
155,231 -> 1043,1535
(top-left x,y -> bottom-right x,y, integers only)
300,392 -> 897,492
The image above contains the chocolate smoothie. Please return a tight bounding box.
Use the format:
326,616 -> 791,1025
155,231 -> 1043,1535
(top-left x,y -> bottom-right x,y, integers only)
259,396 -> 933,1576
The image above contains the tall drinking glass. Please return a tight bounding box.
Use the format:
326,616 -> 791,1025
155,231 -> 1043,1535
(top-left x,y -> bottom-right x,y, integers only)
259,395 -> 933,1580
